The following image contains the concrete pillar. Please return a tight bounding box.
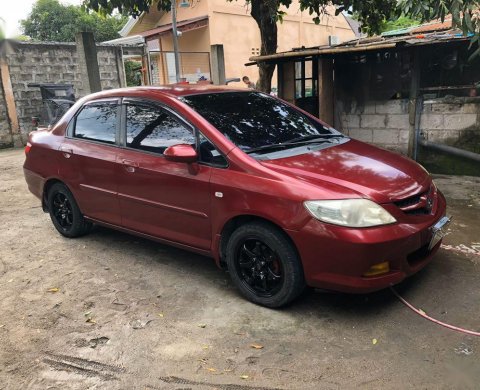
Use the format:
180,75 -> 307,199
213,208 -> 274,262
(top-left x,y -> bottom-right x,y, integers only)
75,32 -> 102,94
318,58 -> 334,125
115,47 -> 127,88
210,44 -> 225,85
278,61 -> 295,104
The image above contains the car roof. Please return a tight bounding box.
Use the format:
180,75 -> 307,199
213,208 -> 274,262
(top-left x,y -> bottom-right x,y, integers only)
85,84 -> 248,101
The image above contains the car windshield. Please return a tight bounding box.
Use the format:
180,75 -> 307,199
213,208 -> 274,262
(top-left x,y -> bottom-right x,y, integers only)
180,91 -> 342,153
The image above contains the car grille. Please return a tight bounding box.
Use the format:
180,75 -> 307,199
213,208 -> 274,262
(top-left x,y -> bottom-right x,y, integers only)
394,185 -> 434,215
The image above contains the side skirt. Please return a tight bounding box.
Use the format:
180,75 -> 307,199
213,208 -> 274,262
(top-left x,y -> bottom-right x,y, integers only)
84,216 -> 213,259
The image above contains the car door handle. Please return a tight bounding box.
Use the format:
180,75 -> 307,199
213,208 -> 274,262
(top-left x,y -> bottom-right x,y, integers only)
121,159 -> 139,173
58,146 -> 73,158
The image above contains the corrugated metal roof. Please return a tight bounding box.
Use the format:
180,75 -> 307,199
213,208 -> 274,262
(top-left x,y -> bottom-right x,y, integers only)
249,23 -> 469,63
248,16 -> 471,63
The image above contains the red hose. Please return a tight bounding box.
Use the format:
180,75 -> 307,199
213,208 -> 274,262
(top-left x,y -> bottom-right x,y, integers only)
390,286 -> 480,337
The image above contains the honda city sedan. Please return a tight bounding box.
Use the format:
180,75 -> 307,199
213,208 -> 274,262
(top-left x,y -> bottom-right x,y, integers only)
23,86 -> 449,307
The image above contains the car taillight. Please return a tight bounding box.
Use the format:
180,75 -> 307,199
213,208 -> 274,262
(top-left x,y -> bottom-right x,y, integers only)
25,142 -> 32,154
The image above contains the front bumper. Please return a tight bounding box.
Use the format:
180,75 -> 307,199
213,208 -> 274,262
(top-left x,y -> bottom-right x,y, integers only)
288,191 -> 448,293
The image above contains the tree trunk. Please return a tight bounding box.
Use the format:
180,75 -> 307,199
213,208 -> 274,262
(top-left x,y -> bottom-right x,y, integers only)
251,0 -> 278,93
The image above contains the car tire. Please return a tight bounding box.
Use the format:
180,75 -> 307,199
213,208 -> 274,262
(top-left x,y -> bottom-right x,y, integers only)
47,183 -> 92,238
226,221 -> 305,308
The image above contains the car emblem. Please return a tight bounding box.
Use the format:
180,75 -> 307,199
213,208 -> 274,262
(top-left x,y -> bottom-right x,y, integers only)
426,196 -> 433,212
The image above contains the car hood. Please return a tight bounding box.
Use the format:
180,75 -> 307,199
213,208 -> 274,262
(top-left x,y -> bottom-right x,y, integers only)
260,139 -> 431,203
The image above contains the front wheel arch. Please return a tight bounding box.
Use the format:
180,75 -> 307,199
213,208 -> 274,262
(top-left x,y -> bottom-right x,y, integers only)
225,220 -> 306,307
218,215 -> 301,269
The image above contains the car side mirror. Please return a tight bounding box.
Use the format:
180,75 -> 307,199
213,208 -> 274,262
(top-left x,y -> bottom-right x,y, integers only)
164,144 -> 198,163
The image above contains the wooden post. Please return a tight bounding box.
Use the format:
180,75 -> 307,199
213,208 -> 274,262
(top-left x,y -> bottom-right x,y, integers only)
318,58 -> 334,125
408,48 -> 421,158
0,57 -> 22,147
278,61 -> 295,104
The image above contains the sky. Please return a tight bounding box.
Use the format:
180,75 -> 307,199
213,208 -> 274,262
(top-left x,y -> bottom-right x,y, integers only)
1,0 -> 82,38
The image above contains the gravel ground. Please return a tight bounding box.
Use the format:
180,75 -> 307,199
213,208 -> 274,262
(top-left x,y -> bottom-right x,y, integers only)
0,148 -> 479,389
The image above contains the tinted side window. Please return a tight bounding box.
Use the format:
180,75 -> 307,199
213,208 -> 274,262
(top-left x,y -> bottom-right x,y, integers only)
74,104 -> 117,144
126,104 -> 195,154
198,132 -> 227,167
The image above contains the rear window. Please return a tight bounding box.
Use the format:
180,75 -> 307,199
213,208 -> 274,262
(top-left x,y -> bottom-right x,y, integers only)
74,103 -> 117,144
180,91 -> 333,151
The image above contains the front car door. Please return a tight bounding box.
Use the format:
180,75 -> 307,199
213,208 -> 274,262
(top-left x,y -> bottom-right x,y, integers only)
116,100 -> 213,250
59,99 -> 121,225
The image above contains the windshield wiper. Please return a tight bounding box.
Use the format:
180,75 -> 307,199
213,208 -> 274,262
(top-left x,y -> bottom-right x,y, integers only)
284,133 -> 344,145
245,134 -> 345,155
245,143 -> 289,154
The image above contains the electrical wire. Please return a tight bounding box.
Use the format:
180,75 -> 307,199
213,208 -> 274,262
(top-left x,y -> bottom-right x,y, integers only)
390,286 -> 480,337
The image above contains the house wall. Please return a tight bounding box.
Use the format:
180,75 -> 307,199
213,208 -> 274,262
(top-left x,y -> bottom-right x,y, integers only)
154,0 -> 209,26
0,42 -> 124,148
156,28 -> 211,84
159,26 -> 210,52
127,0 -> 355,88
208,1 -> 355,89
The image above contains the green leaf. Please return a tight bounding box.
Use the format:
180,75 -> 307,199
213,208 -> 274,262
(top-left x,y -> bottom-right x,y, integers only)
464,12 -> 474,31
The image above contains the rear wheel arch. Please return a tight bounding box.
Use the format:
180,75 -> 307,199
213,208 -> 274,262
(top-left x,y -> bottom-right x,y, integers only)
46,182 -> 92,238
42,179 -> 83,213
42,179 -> 65,212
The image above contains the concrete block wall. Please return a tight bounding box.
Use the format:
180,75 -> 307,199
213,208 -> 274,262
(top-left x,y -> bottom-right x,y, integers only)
151,54 -> 161,86
339,98 -> 480,155
0,42 -> 124,147
339,99 -> 410,154
421,98 -> 480,144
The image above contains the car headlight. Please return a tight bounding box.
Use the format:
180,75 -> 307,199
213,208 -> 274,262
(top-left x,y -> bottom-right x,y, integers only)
304,199 -> 396,228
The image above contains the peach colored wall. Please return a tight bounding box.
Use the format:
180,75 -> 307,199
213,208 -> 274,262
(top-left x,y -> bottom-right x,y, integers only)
156,0 -> 210,25
208,12 -> 260,88
159,27 -> 210,52
207,0 -> 355,88
128,0 -> 355,88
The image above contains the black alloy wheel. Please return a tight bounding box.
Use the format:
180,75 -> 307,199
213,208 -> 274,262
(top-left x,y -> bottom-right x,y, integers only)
235,238 -> 284,297
52,192 -> 74,230
47,183 -> 92,238
226,222 -> 305,308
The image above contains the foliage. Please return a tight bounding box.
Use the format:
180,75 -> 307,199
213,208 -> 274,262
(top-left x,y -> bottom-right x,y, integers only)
13,35 -> 31,41
397,0 -> 480,60
124,60 -> 143,86
21,0 -> 127,42
81,0 -> 480,90
379,16 -> 421,33
0,17 -> 4,40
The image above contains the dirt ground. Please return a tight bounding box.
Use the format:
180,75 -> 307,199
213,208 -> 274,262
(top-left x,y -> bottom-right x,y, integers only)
1,148 -> 479,390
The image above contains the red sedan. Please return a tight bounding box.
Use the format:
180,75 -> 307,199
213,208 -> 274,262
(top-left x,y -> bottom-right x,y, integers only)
23,86 -> 449,307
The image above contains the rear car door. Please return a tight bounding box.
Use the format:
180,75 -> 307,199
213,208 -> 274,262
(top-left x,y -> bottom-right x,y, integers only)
116,100 -> 213,250
59,99 -> 121,225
